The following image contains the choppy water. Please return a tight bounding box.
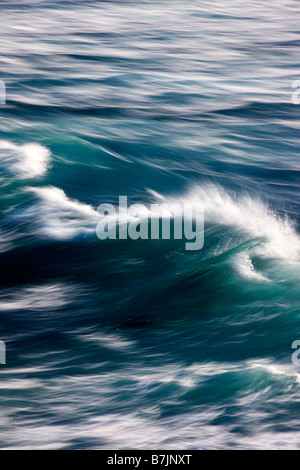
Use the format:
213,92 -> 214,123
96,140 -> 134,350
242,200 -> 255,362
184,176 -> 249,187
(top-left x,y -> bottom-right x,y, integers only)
0,0 -> 300,450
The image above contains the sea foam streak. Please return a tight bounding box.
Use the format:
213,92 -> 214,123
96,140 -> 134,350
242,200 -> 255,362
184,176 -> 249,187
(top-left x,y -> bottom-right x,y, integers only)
0,283 -> 83,312
157,184 -> 300,263
0,141 -> 50,178
25,184 -> 300,270
28,186 -> 99,239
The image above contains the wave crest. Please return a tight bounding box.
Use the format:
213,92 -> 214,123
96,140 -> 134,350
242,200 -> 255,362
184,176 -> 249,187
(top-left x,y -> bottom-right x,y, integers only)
0,140 -> 50,179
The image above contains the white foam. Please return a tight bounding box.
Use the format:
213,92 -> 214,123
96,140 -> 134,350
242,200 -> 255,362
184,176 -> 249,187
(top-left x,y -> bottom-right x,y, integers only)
0,379 -> 41,390
0,140 -> 50,178
235,252 -> 270,282
27,186 -> 99,239
0,283 -> 84,312
249,359 -> 300,384
0,229 -> 13,254
22,183 -> 300,270
156,184 -> 300,263
28,187 -> 186,240
0,359 -> 299,449
1,409 -> 300,450
78,330 -> 136,352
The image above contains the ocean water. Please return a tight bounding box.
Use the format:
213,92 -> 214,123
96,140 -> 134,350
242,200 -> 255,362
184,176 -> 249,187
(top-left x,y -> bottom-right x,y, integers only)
0,0 -> 300,450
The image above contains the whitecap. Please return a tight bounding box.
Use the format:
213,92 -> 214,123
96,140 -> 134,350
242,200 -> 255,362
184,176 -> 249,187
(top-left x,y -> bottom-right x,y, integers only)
0,140 -> 50,179
27,186 -> 99,239
153,184 -> 300,263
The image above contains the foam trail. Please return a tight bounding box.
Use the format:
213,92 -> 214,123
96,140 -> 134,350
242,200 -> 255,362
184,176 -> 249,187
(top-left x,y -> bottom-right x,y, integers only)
0,141 -> 50,178
24,184 -> 300,267
0,230 -> 13,254
0,283 -> 82,312
28,186 -> 99,239
249,360 -> 300,384
29,187 -> 185,240
157,184 -> 300,262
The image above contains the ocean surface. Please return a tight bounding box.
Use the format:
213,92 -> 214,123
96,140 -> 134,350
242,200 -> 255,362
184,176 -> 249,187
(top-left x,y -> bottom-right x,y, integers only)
0,0 -> 300,450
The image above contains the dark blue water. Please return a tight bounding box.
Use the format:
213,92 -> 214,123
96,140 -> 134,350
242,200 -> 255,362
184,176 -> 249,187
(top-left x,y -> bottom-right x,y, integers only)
0,0 -> 300,449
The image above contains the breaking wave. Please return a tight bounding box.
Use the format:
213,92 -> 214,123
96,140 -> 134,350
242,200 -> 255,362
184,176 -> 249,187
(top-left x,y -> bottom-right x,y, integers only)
0,141 -> 50,179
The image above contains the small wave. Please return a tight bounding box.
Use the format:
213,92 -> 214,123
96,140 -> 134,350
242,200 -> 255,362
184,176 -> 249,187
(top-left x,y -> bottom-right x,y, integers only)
156,184 -> 300,263
0,141 -> 50,179
249,359 -> 300,385
27,186 -> 99,239
0,282 -> 87,312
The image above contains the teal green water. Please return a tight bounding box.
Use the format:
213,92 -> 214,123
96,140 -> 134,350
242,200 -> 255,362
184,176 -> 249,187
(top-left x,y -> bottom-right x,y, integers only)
0,0 -> 300,449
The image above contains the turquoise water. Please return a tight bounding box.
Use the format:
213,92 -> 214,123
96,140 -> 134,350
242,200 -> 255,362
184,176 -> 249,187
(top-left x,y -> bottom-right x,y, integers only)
0,0 -> 300,449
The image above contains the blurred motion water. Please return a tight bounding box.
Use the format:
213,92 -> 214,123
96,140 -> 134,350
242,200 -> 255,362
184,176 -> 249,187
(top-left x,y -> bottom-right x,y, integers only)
0,0 -> 300,449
